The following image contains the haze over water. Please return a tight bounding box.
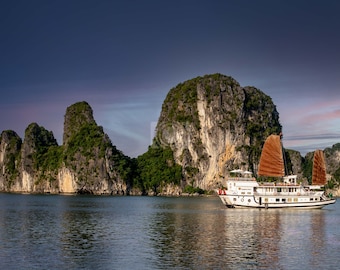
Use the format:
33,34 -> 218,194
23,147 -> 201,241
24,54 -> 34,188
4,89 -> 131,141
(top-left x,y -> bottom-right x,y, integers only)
0,194 -> 339,269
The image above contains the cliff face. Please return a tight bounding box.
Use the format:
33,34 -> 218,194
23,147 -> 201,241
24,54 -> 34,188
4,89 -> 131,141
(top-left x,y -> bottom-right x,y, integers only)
0,101 -> 132,194
0,130 -> 22,190
285,149 -> 304,179
63,101 -> 96,145
324,143 -> 340,175
0,75 -> 339,195
155,74 -> 282,189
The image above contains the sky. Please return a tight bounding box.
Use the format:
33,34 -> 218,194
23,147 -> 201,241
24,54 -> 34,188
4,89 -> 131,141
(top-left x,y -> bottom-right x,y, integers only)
1,0 -> 339,157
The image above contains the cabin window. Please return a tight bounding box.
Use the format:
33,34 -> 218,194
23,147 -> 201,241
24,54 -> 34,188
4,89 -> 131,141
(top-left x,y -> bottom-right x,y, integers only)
264,198 -> 268,202
282,198 -> 286,203
294,198 -> 298,202
233,198 -> 236,201
277,188 -> 281,193
310,198 -> 314,201
276,198 -> 280,202
248,199 -> 251,203
288,198 -> 292,202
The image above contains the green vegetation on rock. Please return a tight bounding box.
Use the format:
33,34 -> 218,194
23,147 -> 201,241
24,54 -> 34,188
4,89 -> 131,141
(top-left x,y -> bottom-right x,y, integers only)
183,185 -> 204,194
27,123 -> 59,171
64,124 -> 109,162
1,74 -> 339,195
2,130 -> 22,185
136,145 -> 182,194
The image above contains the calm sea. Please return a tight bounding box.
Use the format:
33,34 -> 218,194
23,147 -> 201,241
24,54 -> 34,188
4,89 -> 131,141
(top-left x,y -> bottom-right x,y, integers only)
0,193 -> 339,270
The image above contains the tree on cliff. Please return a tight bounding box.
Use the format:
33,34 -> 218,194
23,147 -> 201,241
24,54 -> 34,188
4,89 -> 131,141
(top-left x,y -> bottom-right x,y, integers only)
1,75 -> 339,195
136,144 -> 182,195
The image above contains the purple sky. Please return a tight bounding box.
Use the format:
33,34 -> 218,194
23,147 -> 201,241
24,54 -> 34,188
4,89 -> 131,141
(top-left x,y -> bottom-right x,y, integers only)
1,0 -> 339,157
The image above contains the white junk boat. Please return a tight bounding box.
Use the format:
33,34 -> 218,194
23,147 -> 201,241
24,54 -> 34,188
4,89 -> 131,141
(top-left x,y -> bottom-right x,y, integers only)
217,134 -> 336,209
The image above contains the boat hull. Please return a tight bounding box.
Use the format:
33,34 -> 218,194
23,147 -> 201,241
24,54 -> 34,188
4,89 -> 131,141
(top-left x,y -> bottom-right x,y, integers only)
218,194 -> 336,209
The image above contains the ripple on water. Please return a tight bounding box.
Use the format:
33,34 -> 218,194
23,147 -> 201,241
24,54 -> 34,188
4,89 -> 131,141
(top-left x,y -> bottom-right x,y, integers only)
0,195 -> 339,269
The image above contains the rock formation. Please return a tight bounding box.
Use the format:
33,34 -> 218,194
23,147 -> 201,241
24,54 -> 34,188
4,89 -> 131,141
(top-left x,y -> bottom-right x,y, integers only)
0,101 -> 132,194
154,74 -> 282,189
0,74 -> 339,195
0,130 -> 22,190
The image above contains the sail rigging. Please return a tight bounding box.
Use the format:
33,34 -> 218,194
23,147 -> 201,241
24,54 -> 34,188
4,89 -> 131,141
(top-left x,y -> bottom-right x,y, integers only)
258,134 -> 285,177
312,150 -> 327,186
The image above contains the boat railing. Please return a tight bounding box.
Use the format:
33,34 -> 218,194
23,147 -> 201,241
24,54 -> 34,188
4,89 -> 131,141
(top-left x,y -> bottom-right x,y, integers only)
254,190 -> 320,196
227,177 -> 256,181
259,182 -> 301,187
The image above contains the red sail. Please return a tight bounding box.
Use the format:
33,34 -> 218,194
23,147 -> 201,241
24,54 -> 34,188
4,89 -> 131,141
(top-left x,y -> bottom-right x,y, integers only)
258,135 -> 285,177
312,150 -> 327,186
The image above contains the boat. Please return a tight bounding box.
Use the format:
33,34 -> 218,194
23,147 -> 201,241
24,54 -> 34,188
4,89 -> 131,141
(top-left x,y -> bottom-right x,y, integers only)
217,134 -> 336,209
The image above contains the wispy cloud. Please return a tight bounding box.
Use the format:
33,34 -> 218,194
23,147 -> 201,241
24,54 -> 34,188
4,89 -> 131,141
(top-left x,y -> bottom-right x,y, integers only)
284,133 -> 340,141
278,98 -> 340,155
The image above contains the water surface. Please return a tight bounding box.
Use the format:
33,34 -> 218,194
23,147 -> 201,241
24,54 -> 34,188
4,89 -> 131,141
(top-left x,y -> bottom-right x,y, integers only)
0,194 -> 339,269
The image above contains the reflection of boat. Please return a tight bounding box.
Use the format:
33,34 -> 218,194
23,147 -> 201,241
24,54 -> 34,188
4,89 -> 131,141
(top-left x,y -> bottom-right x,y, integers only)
218,134 -> 336,209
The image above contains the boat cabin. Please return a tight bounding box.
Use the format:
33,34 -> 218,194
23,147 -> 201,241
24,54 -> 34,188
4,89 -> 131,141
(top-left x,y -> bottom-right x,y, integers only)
283,175 -> 297,185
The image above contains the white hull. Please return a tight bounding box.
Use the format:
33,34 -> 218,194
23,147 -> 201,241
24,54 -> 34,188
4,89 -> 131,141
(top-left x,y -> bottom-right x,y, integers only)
218,194 -> 336,209
217,175 -> 336,209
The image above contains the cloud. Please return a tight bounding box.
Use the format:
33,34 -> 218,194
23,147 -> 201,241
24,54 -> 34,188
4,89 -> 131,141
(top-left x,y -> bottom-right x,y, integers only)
284,133 -> 340,142
277,98 -> 340,155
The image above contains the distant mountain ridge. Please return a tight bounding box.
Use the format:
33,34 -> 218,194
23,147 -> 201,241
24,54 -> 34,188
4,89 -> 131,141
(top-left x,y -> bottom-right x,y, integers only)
0,74 -> 339,195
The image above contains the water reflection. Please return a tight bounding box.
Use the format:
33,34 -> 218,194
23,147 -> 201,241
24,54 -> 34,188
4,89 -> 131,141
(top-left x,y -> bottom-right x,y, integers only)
149,197 -> 228,269
221,209 -> 281,269
59,197 -> 116,269
148,200 -> 331,270
0,194 -> 338,270
0,194 -> 64,268
310,211 -> 326,267
61,209 -> 97,265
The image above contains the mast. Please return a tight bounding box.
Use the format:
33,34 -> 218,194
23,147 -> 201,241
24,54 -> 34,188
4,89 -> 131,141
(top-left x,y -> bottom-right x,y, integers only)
281,133 -> 289,175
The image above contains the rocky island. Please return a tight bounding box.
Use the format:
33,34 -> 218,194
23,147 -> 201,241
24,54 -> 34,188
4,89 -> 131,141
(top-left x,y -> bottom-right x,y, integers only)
1,74 -> 339,196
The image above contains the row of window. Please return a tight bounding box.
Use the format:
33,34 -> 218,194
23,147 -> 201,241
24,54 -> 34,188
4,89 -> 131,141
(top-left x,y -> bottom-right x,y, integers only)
255,187 -> 298,193
270,197 -> 319,203
232,197 -> 320,203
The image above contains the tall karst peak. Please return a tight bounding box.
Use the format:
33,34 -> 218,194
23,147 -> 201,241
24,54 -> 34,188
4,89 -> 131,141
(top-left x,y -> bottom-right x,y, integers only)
154,73 -> 281,189
21,123 -> 58,175
63,101 -> 96,145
